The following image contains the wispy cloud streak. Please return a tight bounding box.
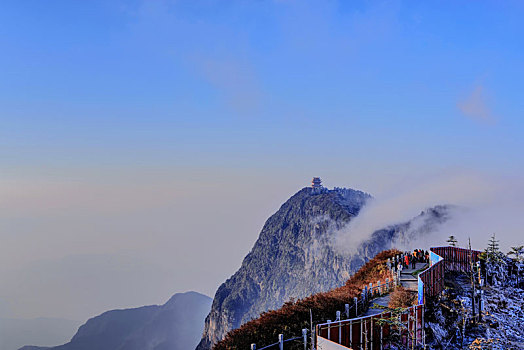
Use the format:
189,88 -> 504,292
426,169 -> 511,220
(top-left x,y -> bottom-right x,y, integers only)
458,84 -> 495,123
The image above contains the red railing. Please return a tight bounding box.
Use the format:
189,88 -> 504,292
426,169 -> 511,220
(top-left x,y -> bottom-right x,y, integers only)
315,245 -> 482,349
431,246 -> 481,273
418,246 -> 481,304
316,304 -> 424,350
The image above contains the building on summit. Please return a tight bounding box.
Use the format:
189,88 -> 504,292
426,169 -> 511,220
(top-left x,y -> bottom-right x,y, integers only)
311,177 -> 322,194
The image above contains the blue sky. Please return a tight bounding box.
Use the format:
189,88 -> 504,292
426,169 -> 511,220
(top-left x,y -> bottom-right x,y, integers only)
2,0 -> 523,173
1,0 -> 524,321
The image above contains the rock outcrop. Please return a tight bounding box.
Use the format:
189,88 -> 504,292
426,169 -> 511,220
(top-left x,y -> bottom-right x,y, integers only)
197,187 -> 371,350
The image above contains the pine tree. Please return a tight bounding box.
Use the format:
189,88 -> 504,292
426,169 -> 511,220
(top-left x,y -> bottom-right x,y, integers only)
447,235 -> 458,247
507,245 -> 524,262
486,233 -> 500,259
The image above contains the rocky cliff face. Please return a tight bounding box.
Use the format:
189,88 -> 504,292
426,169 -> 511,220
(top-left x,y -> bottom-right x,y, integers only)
19,291 -> 212,350
197,187 -> 372,350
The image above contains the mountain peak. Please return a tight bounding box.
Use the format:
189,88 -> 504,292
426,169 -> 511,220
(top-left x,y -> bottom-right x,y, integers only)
197,185 -> 372,350
165,291 -> 211,307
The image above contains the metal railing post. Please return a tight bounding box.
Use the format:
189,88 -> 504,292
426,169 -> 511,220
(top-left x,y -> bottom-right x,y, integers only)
350,319 -> 353,347
302,328 -> 307,350
336,312 -> 342,343
251,344 -> 256,350
311,326 -> 316,350
360,319 -> 363,350
279,334 -> 283,350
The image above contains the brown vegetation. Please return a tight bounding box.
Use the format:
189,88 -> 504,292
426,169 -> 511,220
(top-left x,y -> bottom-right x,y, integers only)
213,249 -> 400,350
388,286 -> 417,309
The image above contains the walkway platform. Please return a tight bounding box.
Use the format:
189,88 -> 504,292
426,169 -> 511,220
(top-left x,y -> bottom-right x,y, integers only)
364,295 -> 390,316
400,262 -> 428,291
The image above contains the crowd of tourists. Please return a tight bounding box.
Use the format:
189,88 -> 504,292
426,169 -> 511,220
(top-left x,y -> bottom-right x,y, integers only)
391,249 -> 430,274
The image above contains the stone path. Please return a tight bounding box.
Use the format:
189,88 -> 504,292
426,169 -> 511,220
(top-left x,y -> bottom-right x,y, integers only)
361,262 -> 429,317
399,262 -> 428,291
364,295 -> 391,316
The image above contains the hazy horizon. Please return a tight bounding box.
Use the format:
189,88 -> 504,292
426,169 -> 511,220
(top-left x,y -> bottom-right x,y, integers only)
2,0 -> 524,324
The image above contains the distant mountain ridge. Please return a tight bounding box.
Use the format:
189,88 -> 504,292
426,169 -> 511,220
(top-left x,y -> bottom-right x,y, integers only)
197,187 -> 453,350
18,291 -> 211,350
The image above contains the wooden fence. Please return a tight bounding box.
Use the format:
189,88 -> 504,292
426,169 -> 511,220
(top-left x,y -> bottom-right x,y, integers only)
316,304 -> 424,350
418,246 -> 481,304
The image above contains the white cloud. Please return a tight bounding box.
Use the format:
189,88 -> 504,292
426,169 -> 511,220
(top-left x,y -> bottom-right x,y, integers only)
332,171 -> 524,254
457,84 -> 495,123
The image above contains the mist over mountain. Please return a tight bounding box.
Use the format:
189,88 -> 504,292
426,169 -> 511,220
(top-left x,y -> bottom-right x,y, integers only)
197,186 -> 453,350
355,205 -> 453,258
18,291 -> 211,350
